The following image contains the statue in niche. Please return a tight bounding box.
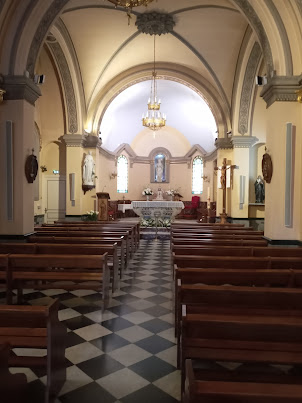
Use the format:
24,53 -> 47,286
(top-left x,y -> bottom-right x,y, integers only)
83,151 -> 95,185
254,175 -> 265,203
155,154 -> 165,183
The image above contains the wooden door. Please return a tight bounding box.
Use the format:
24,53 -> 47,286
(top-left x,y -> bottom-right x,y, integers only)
43,176 -> 66,223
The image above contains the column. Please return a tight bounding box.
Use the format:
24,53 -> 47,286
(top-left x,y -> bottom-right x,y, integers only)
0,76 -> 41,236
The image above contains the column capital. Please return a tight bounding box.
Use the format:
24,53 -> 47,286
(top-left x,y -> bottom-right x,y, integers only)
215,137 -> 233,150
63,134 -> 102,148
231,135 -> 258,148
261,74 -> 302,108
0,75 -> 41,105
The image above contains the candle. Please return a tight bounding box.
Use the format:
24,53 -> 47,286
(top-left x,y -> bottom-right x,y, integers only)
207,187 -> 210,200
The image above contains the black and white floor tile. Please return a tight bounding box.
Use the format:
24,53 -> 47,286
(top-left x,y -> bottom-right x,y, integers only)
8,240 -> 180,403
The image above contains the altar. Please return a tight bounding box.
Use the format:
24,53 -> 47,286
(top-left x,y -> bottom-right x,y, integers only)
131,201 -> 184,220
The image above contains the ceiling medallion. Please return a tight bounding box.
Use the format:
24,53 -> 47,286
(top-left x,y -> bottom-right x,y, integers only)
107,0 -> 154,9
136,12 -> 175,35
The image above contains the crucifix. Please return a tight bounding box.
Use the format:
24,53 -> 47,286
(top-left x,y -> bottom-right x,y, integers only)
214,158 -> 237,224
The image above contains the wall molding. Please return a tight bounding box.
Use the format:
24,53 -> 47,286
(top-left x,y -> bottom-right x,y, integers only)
1,74 -> 41,105
261,74 -> 302,107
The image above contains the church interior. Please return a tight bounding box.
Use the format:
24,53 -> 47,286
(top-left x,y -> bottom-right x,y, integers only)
0,0 -> 302,402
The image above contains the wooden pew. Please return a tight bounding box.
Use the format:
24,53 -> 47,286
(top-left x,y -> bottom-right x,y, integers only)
173,255 -> 302,270
184,359 -> 302,403
35,227 -> 134,258
172,245 -> 302,258
0,299 -> 66,402
0,343 -> 27,403
0,254 -> 9,293
0,243 -> 119,292
28,235 -> 127,272
171,238 -> 268,247
32,231 -> 131,264
50,221 -> 141,249
171,228 -> 263,235
7,254 -> 110,306
181,308 -> 302,399
171,233 -> 265,240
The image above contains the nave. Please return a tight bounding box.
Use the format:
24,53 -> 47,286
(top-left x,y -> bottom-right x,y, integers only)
2,240 -> 180,403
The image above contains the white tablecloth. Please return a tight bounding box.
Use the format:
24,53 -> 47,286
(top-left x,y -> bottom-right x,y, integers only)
118,204 -> 133,214
131,201 -> 184,219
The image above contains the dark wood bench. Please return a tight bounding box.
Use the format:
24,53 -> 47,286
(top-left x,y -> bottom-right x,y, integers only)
181,307 -> 302,397
172,245 -> 302,257
28,235 -> 127,272
173,254 -> 302,270
7,254 -> 110,306
0,343 -> 27,402
171,238 -> 268,247
171,229 -> 263,236
171,232 -> 264,240
184,359 -> 302,403
35,228 -> 132,259
0,254 -> 8,292
0,243 -> 119,292
48,222 -> 140,250
0,299 -> 66,402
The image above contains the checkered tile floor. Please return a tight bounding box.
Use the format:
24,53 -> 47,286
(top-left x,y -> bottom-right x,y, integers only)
8,240 -> 180,403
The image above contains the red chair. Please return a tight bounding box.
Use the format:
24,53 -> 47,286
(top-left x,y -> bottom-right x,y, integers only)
181,196 -> 200,219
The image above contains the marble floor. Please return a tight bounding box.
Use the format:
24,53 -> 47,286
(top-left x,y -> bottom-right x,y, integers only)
8,239 -> 180,403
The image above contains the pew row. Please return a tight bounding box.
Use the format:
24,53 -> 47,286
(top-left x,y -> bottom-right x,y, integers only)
28,236 -> 126,273
7,254 -> 110,306
181,308 -> 302,400
184,359 -> 302,403
0,343 -> 27,403
0,299 -> 66,402
0,243 -> 119,292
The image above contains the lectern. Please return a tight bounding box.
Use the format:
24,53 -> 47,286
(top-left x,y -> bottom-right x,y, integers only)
97,192 -> 110,221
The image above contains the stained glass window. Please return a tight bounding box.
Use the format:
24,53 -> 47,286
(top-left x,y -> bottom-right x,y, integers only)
192,156 -> 203,194
117,155 -> 128,193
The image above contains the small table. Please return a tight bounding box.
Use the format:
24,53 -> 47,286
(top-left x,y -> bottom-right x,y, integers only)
118,204 -> 133,215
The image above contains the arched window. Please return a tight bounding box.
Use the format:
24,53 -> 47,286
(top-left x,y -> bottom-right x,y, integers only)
117,155 -> 128,193
192,156 -> 203,194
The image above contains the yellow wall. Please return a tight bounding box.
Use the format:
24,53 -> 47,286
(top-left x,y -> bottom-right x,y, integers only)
264,102 -> 302,240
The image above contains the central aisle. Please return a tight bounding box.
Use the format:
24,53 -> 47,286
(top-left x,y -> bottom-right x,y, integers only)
26,240 -> 180,402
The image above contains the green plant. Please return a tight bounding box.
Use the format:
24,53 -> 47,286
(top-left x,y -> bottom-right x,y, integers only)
82,210 -> 99,221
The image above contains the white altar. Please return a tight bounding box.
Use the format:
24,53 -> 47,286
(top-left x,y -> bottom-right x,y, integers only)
131,201 -> 184,220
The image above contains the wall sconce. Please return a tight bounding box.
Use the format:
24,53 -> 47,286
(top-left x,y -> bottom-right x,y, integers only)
110,172 -> 117,180
202,175 -> 210,183
0,89 -> 6,103
40,165 -> 47,172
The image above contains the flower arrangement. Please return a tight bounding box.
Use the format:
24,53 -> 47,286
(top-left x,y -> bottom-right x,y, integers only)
82,210 -> 99,221
166,189 -> 175,196
142,187 -> 153,196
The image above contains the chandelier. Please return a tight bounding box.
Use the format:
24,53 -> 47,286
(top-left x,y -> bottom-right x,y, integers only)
142,36 -> 166,131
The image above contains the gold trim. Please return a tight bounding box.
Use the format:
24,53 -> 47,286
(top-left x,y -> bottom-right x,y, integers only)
297,89 -> 302,103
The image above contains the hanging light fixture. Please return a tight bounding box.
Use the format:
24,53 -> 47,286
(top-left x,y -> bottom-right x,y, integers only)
142,36 -> 166,131
107,0 -> 154,24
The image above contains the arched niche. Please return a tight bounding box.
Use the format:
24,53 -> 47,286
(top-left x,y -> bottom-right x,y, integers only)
149,147 -> 172,184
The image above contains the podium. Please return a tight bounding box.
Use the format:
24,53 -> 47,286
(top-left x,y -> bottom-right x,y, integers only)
97,192 -> 110,221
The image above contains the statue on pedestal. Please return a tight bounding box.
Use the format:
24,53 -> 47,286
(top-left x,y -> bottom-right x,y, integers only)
83,151 -> 95,185
155,187 -> 164,200
155,158 -> 164,183
254,175 -> 265,203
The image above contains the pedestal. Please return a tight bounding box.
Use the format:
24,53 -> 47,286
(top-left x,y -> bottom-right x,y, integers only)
97,192 -> 110,221
220,213 -> 228,224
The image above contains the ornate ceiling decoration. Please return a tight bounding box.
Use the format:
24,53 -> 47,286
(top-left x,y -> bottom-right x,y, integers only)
107,0 -> 154,9
136,12 -> 175,35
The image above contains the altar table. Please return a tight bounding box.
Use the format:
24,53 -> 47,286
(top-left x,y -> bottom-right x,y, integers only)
131,201 -> 184,220
118,204 -> 133,214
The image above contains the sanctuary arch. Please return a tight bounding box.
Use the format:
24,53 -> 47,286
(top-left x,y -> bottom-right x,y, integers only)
0,1 -> 301,244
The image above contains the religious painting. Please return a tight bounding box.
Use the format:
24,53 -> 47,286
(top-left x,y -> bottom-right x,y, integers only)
262,153 -> 273,183
154,154 -> 166,183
